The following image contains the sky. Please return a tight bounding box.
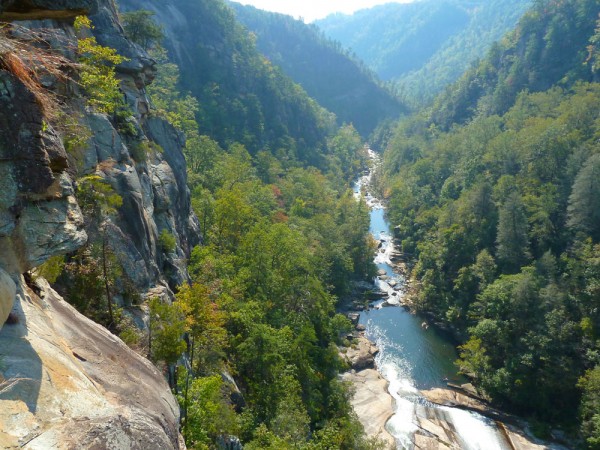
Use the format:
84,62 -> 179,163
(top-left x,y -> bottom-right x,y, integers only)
233,0 -> 415,22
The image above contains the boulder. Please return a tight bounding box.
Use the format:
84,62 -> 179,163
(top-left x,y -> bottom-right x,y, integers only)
347,312 -> 360,325
343,336 -> 379,370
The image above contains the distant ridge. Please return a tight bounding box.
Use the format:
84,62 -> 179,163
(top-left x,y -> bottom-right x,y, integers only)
230,2 -> 407,137
316,0 -> 531,104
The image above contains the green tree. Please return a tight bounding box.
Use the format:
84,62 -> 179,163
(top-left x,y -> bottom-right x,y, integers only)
567,153 -> 600,241
74,16 -> 126,114
148,297 -> 186,367
176,283 -> 227,375
579,366 -> 600,448
496,192 -> 530,273
121,10 -> 164,50
180,374 -> 238,448
586,14 -> 600,74
76,174 -> 123,327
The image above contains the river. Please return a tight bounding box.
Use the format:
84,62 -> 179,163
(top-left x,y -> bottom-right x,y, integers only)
353,149 -> 512,450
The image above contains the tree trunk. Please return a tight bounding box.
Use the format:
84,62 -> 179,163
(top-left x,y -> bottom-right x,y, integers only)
102,231 -> 115,328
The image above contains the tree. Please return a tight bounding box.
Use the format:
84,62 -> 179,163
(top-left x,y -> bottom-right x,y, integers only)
567,153 -> 600,241
121,10 -> 164,50
586,14 -> 600,75
496,192 -> 530,273
76,174 -> 123,327
148,297 -> 186,370
74,16 -> 126,114
579,366 -> 600,449
176,283 -> 227,375
179,375 -> 238,448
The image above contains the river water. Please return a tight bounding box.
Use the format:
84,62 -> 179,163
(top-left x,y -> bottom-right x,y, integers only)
353,150 -> 511,450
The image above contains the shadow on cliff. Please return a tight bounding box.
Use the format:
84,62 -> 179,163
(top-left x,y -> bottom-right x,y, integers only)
0,290 -> 42,414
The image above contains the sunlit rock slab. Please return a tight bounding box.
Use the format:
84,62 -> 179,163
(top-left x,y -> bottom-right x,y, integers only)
341,368 -> 396,449
0,278 -> 183,449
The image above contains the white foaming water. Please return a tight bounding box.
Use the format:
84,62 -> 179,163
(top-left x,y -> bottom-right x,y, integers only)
441,407 -> 508,450
369,322 -> 419,448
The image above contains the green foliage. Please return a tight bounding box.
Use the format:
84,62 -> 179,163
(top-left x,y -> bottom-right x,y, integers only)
176,283 -> 227,374
231,2 -> 406,137
147,0 -> 337,162
158,229 -> 177,254
316,0 -> 531,104
496,192 -> 530,273
56,110 -> 93,165
384,81 -> 600,424
116,4 -> 377,446
567,153 -> 600,241
121,10 -> 164,50
579,366 -> 600,448
429,0 -> 600,129
67,173 -> 125,328
36,255 -> 65,283
129,139 -> 162,162
179,374 -> 239,449
148,297 -> 186,366
76,174 -> 123,223
587,14 -> 600,74
74,16 -> 127,114
147,47 -> 199,134
60,243 -> 122,327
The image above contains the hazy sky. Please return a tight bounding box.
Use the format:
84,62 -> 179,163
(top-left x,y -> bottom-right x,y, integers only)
234,0 -> 415,22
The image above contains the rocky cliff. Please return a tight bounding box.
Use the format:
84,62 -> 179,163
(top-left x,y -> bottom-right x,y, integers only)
0,0 -> 198,447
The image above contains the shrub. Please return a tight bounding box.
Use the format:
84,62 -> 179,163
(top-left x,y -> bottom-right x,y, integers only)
36,255 -> 65,283
74,16 -> 127,114
158,229 -> 177,254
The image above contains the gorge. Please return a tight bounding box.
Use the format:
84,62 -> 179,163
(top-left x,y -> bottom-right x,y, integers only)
1,0 -> 600,448
348,152 -> 564,449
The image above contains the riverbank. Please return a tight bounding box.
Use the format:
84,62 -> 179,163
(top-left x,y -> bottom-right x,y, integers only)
339,330 -> 396,448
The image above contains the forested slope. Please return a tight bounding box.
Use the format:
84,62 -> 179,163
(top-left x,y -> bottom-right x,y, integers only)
382,0 -> 600,444
430,0 -> 600,129
119,0 -> 336,165
316,0 -> 530,104
230,2 -> 406,137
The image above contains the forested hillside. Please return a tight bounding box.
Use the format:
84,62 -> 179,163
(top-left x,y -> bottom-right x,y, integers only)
382,0 -> 600,444
316,0 -> 530,104
230,2 -> 406,137
430,0 -> 599,129
119,0 -> 336,165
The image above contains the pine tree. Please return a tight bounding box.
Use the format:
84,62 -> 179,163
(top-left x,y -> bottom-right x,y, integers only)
496,192 -> 530,273
567,153 -> 600,241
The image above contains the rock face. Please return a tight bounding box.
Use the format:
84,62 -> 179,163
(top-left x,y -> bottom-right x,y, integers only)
419,388 -> 568,450
340,334 -> 395,449
0,269 -> 16,327
0,0 -> 198,447
0,278 -> 182,449
78,1 -> 200,297
0,64 -> 87,323
0,0 -> 98,21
